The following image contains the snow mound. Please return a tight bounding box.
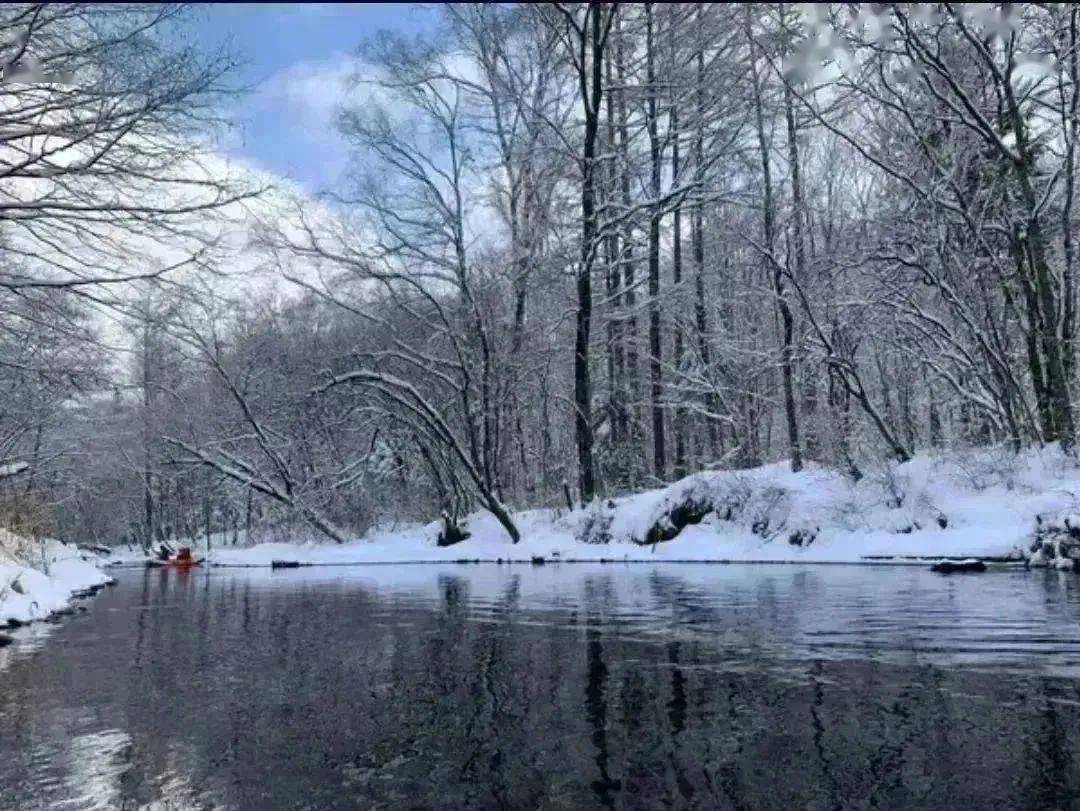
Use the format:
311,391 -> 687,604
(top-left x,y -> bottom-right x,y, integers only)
0,537 -> 113,625
209,444 -> 1080,567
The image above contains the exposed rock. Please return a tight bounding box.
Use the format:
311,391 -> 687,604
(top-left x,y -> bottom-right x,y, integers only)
644,497 -> 713,545
894,522 -> 923,535
71,584 -> 105,599
0,633 -> 12,647
788,528 -> 818,547
270,560 -> 301,569
1028,515 -> 1080,568
436,512 -> 471,547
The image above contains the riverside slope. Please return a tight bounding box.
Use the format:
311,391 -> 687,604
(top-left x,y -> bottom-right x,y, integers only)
0,538 -> 113,627
209,445 -> 1080,568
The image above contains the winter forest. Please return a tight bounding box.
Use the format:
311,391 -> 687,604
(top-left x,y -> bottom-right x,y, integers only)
4,2 -> 1080,550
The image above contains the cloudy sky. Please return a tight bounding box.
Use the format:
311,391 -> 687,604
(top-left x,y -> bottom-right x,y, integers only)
186,3 -> 440,192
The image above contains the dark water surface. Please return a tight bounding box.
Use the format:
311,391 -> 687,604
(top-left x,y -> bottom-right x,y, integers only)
3,564 -> 1080,809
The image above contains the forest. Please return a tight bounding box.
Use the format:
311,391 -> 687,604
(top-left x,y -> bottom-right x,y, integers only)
1,2 -> 1079,550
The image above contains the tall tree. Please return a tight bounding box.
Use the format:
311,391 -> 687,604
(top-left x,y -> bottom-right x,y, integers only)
747,5 -> 801,472
549,2 -> 618,502
645,2 -> 667,481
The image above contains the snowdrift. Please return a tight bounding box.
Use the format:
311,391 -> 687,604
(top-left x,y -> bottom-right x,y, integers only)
210,444 -> 1080,567
0,536 -> 113,626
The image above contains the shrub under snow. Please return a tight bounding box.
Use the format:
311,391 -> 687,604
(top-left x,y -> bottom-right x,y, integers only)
210,444 -> 1080,566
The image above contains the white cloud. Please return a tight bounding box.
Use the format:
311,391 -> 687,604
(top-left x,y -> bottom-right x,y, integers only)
261,52 -> 358,125
225,53 -> 361,190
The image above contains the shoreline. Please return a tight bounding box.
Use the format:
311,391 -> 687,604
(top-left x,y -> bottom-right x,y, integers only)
109,555 -> 1028,570
110,445 -> 1080,575
1,542 -> 115,636
195,445 -> 1078,571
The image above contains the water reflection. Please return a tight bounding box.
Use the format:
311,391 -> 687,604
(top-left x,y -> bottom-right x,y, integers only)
1,565 -> 1080,808
62,729 -> 132,810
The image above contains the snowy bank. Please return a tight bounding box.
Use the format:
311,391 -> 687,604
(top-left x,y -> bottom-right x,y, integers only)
0,536 -> 114,627
209,445 -> 1080,568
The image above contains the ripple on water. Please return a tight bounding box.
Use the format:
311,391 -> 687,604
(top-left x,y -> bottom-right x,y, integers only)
3,564 -> 1080,809
58,729 -> 133,811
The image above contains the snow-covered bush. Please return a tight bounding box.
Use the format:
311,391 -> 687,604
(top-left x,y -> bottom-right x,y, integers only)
579,470 -> 813,546
0,527 -> 38,563
576,500 -> 614,545
949,444 -> 1025,492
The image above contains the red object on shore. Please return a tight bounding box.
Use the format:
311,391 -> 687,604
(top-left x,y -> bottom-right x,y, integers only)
158,547 -> 200,568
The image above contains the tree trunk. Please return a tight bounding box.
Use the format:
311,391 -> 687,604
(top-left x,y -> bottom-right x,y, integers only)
670,13 -> 687,479
1063,7 -> 1079,384
141,314 -> 155,551
615,15 -> 641,486
747,7 -> 801,471
693,3 -> 719,461
603,43 -> 624,448
645,3 -> 666,481
573,4 -> 609,502
782,79 -> 804,473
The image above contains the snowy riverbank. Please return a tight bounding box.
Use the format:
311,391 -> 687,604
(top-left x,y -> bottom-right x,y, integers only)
0,537 -> 114,628
208,444 -> 1080,568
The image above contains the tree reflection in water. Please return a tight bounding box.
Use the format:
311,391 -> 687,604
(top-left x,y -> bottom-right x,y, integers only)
1,565 -> 1080,809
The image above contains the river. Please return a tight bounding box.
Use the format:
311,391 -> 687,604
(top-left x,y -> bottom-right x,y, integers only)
2,563 -> 1080,809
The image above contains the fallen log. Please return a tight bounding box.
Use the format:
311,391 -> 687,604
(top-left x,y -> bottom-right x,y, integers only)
271,560 -> 302,569
931,559 -> 987,574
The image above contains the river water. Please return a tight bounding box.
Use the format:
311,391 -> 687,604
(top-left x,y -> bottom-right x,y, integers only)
2,563 -> 1080,809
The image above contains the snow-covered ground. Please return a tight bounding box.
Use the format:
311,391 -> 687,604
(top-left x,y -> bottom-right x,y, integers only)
0,536 -> 114,627
209,444 -> 1080,568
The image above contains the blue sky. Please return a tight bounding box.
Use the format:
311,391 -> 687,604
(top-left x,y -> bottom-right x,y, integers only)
185,4 -> 441,192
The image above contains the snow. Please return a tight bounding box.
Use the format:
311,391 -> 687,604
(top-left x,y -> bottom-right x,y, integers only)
0,537 -> 113,626
0,461 -> 29,478
209,444 -> 1080,568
